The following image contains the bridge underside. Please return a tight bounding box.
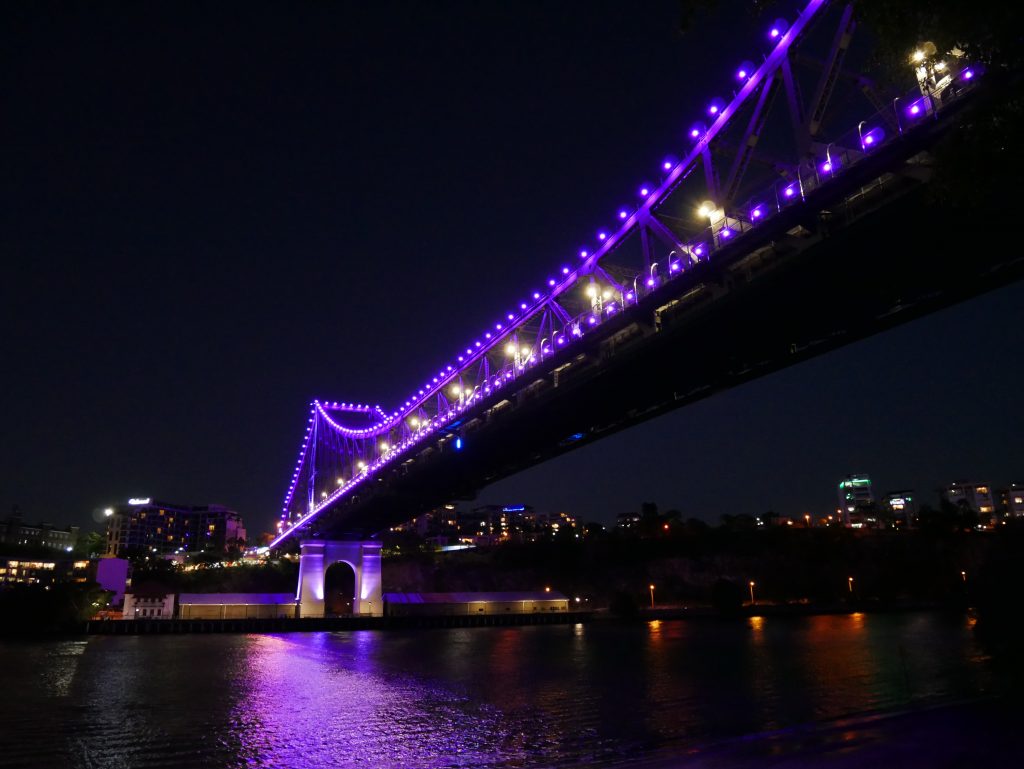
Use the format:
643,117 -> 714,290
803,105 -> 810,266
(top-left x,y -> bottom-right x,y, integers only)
301,95 -> 1021,540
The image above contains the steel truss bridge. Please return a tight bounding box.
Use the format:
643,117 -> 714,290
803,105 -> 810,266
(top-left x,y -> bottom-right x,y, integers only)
271,0 -> 1016,547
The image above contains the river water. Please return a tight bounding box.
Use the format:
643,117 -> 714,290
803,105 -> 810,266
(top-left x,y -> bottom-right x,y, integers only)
0,612 -> 997,768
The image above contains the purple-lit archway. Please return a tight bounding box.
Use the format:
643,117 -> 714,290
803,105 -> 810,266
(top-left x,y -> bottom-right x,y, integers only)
297,540 -> 382,617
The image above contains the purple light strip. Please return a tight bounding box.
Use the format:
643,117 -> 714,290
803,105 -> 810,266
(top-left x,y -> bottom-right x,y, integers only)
315,401 -> 391,437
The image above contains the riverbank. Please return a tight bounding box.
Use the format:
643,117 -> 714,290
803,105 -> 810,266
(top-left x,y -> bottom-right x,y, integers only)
630,599 -> 949,621
82,609 -> 593,634
27,600 -> 960,637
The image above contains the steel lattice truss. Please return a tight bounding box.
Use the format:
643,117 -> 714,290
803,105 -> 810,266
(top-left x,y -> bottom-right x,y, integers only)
272,0 -> 981,547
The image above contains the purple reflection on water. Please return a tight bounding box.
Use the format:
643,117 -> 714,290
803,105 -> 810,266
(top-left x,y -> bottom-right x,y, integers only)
229,632 -> 518,767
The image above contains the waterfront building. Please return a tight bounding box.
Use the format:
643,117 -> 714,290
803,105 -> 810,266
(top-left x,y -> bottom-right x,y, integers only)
0,556 -> 90,586
104,499 -> 247,557
837,475 -> 875,528
383,591 -> 569,617
883,490 -> 917,527
177,593 -> 298,619
122,585 -> 175,619
943,481 -> 995,515
1,511 -> 79,551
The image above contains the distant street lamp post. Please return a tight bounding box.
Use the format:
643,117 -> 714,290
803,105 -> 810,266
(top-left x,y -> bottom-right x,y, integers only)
749,580 -> 756,605
961,570 -> 967,582
804,514 -> 811,528
847,576 -> 854,593
649,584 -> 656,608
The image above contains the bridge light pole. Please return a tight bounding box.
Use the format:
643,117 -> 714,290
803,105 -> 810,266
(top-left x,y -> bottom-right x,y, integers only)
649,584 -> 655,608
749,581 -> 756,605
647,262 -> 659,288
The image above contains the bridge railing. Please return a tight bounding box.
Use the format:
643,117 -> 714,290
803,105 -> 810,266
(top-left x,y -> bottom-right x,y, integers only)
503,64 -> 980,362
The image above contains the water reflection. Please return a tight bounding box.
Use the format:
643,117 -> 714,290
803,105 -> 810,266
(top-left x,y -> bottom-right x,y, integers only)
0,612 -> 996,769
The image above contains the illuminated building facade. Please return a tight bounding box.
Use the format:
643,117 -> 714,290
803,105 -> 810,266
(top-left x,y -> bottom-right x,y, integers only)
837,475 -> 875,528
883,490 -> 917,526
383,591 -> 569,617
0,556 -> 90,586
1001,484 -> 1024,518
123,585 -> 176,619
943,481 -> 995,516
104,499 -> 247,557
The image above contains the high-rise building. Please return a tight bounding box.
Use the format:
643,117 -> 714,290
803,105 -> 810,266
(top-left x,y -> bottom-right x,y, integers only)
837,475 -> 875,528
883,490 -> 917,527
1001,484 -> 1024,518
104,499 -> 247,557
943,482 -> 995,515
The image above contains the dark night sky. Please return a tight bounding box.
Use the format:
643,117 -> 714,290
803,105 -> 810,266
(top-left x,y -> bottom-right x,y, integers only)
2,1 -> 1022,535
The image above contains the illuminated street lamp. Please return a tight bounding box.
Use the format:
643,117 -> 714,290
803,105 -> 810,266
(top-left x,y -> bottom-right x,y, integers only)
649,583 -> 656,608
961,570 -> 967,582
804,513 -> 811,528
749,580 -> 756,605
544,585 -> 551,593
697,200 -> 721,223
848,576 -> 854,593
103,508 -> 114,517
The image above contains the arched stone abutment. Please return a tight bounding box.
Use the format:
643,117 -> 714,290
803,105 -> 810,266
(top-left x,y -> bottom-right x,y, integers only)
297,540 -> 383,617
